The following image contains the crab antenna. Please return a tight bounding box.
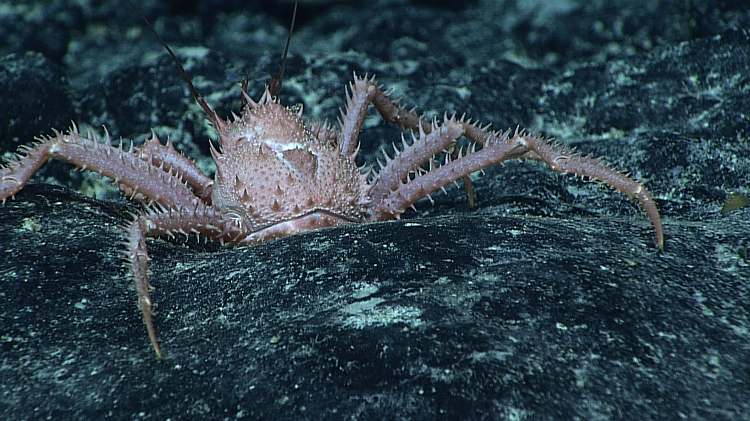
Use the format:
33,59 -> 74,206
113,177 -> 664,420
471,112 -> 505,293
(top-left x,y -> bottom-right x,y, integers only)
124,0 -> 215,117
272,0 -> 298,98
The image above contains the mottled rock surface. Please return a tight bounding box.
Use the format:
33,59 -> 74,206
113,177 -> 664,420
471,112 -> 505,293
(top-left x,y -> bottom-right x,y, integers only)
1,0 -> 749,420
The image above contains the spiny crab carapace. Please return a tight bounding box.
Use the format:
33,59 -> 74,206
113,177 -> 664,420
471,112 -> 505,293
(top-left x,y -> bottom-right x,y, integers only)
0,73 -> 663,359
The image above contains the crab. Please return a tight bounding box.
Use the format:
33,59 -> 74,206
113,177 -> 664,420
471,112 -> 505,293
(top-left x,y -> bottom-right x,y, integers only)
0,69 -> 664,359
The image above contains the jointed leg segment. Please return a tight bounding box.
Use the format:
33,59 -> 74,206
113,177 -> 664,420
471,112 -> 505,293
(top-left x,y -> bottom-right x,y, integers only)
343,74 -> 664,248
0,126 -> 201,210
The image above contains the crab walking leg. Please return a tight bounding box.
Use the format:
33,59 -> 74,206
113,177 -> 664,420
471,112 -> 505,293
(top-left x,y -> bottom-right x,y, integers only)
342,75 -> 476,202
124,203 -> 251,359
367,79 -> 428,133
369,118 -> 465,201
364,76 -> 492,145
134,132 -> 214,199
338,74 -> 378,157
339,74 -> 450,149
372,129 -> 665,249
357,79 -> 663,249
459,125 -> 663,249
456,125 -> 663,247
0,126 -> 200,209
125,217 -> 162,359
369,129 -> 524,219
0,139 -> 53,199
516,134 -> 664,249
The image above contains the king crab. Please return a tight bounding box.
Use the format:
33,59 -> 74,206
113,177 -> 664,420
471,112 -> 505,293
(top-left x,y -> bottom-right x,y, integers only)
0,44 -> 664,361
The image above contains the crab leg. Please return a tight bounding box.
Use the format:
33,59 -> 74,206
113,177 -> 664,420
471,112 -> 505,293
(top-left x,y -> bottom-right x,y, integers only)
134,131 -> 214,200
125,216 -> 162,359
368,118 -> 465,201
346,76 -> 663,249
364,76 -> 483,201
370,127 -> 664,249
514,134 -> 663,249
0,126 -> 200,209
369,128 -> 523,220
340,75 -> 473,202
338,75 -> 378,157
124,202 -> 251,359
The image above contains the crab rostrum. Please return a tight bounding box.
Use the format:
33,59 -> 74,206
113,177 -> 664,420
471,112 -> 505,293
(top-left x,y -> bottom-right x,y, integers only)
0,74 -> 663,359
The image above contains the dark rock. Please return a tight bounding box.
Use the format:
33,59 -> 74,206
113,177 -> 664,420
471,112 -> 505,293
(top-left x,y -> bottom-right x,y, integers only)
2,183 -> 748,420
0,52 -> 72,150
1,1 -> 749,420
